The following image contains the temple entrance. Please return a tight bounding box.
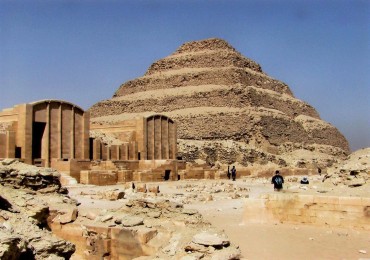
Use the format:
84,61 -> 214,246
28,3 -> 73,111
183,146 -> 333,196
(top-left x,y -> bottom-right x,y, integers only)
32,122 -> 46,161
89,138 -> 94,160
164,170 -> 171,181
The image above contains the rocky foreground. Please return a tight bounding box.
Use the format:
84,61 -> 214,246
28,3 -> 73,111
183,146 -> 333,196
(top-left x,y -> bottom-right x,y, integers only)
0,159 -> 242,259
0,159 -> 76,259
0,148 -> 368,259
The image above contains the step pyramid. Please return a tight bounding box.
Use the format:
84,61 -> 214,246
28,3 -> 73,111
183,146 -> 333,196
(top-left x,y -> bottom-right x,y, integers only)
89,38 -> 349,168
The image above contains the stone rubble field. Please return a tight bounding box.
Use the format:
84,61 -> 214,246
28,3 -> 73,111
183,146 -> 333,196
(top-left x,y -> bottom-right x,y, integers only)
0,148 -> 369,259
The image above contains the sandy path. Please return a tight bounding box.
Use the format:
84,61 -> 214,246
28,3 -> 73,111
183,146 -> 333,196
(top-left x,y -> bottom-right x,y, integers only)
180,180 -> 370,260
67,180 -> 370,259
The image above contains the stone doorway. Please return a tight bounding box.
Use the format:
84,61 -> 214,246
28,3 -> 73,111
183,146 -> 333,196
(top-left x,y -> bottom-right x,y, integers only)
164,170 -> 171,181
32,122 -> 46,161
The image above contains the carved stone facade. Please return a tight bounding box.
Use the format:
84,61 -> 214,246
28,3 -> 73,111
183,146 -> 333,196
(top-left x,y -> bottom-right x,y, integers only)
0,100 -> 182,185
90,114 -> 177,161
0,100 -> 90,167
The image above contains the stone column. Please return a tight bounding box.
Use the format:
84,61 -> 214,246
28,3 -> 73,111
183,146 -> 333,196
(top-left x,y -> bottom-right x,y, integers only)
70,106 -> 75,159
151,118 -> 155,160
159,116 -> 162,159
82,111 -> 90,159
58,104 -> 62,159
17,104 -> 33,164
44,102 -> 51,167
6,131 -> 15,158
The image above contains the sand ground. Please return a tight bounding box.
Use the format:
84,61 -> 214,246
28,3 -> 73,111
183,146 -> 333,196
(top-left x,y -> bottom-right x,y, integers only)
157,179 -> 370,260
68,178 -> 370,260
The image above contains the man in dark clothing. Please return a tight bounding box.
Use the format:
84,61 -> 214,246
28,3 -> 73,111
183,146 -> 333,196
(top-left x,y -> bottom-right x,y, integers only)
227,165 -> 231,179
300,176 -> 309,184
271,170 -> 284,191
231,166 -> 236,181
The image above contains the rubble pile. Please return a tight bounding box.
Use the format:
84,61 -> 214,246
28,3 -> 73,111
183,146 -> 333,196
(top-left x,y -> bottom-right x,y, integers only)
0,160 -> 76,259
72,193 -> 241,259
323,148 -> 370,188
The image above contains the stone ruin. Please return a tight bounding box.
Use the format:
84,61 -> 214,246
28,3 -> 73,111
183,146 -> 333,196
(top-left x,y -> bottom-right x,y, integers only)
0,100 -> 184,185
0,159 -> 243,259
90,38 -> 350,171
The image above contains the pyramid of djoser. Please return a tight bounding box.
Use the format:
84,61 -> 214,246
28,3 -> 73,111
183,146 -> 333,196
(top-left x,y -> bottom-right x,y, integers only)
89,38 -> 349,168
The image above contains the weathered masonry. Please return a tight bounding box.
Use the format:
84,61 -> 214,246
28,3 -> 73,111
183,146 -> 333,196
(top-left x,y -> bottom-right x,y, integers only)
0,100 -> 183,184
0,100 -> 90,167
90,114 -> 177,161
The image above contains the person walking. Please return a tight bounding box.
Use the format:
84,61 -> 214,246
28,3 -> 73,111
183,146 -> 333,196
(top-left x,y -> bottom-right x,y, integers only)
231,166 -> 236,181
271,170 -> 284,191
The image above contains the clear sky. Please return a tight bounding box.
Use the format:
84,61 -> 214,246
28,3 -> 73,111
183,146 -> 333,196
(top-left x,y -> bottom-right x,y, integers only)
0,0 -> 369,151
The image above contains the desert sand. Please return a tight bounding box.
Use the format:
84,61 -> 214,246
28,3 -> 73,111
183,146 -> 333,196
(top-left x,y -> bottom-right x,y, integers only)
66,175 -> 369,260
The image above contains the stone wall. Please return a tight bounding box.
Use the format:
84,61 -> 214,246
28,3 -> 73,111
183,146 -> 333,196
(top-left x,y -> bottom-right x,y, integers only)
243,193 -> 370,230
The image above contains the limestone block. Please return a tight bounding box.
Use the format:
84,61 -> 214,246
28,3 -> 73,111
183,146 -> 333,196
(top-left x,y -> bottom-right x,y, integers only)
136,183 -> 147,193
53,207 -> 78,224
98,190 -> 125,201
192,232 -> 229,247
147,184 -> 160,194
121,216 -> 144,227
101,215 -> 113,223
135,227 -> 158,244
110,228 -> 146,259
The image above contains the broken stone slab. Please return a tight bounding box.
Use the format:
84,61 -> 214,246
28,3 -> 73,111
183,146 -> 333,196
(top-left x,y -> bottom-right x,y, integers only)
101,214 -> 113,223
1,159 -> 17,166
135,227 -> 158,244
97,189 -> 125,200
184,242 -> 210,253
38,186 -> 60,194
192,232 -> 229,247
53,207 -> 78,224
121,216 -> 144,227
29,236 -> 75,259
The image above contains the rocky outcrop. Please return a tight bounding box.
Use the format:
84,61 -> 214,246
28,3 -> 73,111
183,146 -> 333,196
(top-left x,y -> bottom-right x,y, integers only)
56,190 -> 242,259
0,159 -> 66,193
89,38 -> 350,167
0,160 -> 76,259
323,148 -> 370,187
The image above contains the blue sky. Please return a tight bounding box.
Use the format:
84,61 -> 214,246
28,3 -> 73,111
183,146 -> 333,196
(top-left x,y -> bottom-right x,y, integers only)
0,0 -> 369,151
